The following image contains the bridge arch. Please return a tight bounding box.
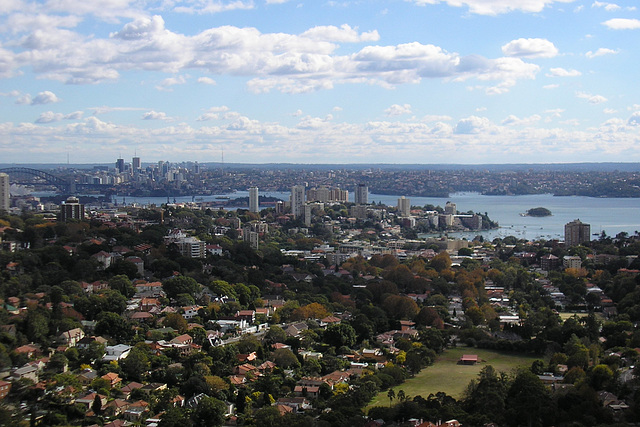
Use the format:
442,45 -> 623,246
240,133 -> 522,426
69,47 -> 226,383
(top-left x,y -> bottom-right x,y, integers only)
0,167 -> 72,192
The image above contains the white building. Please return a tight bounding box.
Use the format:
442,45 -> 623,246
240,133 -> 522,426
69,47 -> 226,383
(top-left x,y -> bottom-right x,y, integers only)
355,183 -> 368,205
397,196 -> 411,217
249,186 -> 259,213
103,344 -> 132,361
291,185 -> 305,219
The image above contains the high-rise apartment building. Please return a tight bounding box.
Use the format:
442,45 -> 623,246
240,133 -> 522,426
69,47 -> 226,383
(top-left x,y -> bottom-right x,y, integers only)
355,184 -> 368,205
397,196 -> 411,217
249,187 -> 259,213
291,185 -> 305,218
60,196 -> 85,221
564,219 -> 591,247
0,173 -> 9,212
444,201 -> 457,215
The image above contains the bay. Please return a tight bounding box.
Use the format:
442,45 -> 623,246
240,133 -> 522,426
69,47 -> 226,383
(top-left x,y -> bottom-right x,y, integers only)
112,191 -> 640,242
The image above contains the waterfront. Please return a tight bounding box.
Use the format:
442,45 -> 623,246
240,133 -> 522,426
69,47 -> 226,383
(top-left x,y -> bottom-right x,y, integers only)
107,191 -> 640,242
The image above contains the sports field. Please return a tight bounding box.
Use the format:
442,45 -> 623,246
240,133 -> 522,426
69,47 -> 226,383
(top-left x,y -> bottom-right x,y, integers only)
367,346 -> 541,409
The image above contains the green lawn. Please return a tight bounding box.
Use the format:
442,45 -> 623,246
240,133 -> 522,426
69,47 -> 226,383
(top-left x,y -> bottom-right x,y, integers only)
366,346 -> 541,410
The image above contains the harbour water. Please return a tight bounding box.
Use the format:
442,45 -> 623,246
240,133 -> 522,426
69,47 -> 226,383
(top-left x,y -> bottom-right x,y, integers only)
111,191 -> 640,242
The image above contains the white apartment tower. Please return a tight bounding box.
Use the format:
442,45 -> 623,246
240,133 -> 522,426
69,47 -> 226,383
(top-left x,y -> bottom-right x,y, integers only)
355,184 -> 368,205
0,173 -> 9,212
397,196 -> 411,217
249,187 -> 259,213
291,185 -> 305,219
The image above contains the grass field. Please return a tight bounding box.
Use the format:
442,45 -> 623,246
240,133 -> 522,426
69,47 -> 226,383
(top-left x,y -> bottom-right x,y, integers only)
559,312 -> 589,321
366,346 -> 541,410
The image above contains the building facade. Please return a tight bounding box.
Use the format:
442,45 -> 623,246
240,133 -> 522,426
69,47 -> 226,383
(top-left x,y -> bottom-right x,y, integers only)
565,219 -> 591,247
397,196 -> 411,217
291,185 -> 305,219
354,183 -> 368,205
249,186 -> 259,213
60,196 -> 85,221
0,173 -> 9,212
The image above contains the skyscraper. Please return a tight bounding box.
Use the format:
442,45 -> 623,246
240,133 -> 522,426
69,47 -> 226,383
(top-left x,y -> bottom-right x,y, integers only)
0,173 -> 9,212
397,196 -> 411,217
355,183 -> 368,205
249,186 -> 259,213
116,158 -> 125,173
132,156 -> 141,170
291,185 -> 305,218
565,219 -> 591,247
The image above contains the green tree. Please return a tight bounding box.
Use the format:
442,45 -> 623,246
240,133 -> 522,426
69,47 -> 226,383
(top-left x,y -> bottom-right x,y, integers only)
272,348 -> 300,369
505,369 -> 552,427
323,323 -> 357,348
108,275 -> 135,298
192,396 -> 226,427
95,311 -> 132,341
163,276 -> 200,300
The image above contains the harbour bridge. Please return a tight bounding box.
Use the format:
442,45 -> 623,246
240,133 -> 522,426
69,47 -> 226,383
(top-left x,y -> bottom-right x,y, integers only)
0,167 -> 110,193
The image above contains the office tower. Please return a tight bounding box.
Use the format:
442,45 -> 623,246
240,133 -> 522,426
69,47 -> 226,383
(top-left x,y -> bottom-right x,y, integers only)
116,158 -> 125,173
194,161 -> 200,174
291,185 -> 305,218
249,186 -> 259,213
565,219 -> 591,247
60,196 -> 85,221
0,173 -> 9,212
397,196 -> 411,217
132,156 -> 141,170
355,183 -> 368,205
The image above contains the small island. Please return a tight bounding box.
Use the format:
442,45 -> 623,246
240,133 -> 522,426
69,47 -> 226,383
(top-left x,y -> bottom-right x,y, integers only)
523,207 -> 552,217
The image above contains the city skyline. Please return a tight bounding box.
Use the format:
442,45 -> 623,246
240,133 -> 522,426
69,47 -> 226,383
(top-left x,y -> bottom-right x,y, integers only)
0,1 -> 639,164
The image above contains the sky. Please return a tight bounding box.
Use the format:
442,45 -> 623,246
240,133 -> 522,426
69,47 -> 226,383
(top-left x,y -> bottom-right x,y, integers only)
0,0 -> 639,165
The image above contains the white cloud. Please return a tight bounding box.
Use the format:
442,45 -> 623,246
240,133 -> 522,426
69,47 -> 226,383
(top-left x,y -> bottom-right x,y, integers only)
292,109 -> 303,117
266,0 -> 290,3
592,1 -> 620,11
0,13 -> 540,93
603,18 -> 640,29
35,110 -> 84,123
544,84 -> 560,89
502,38 -> 558,58
301,24 -> 379,42
502,114 -> 541,126
157,75 -> 188,91
547,67 -> 581,77
385,104 -> 412,116
198,77 -> 216,85
603,108 -> 617,114
586,47 -> 619,58
31,91 -> 60,105
628,112 -> 640,126
454,116 -> 493,134
577,91 -> 608,104
407,0 -> 575,15
173,0 -> 254,15
142,111 -> 169,120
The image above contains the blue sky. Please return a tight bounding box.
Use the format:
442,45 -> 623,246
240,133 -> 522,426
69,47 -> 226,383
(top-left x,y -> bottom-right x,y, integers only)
0,0 -> 639,164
